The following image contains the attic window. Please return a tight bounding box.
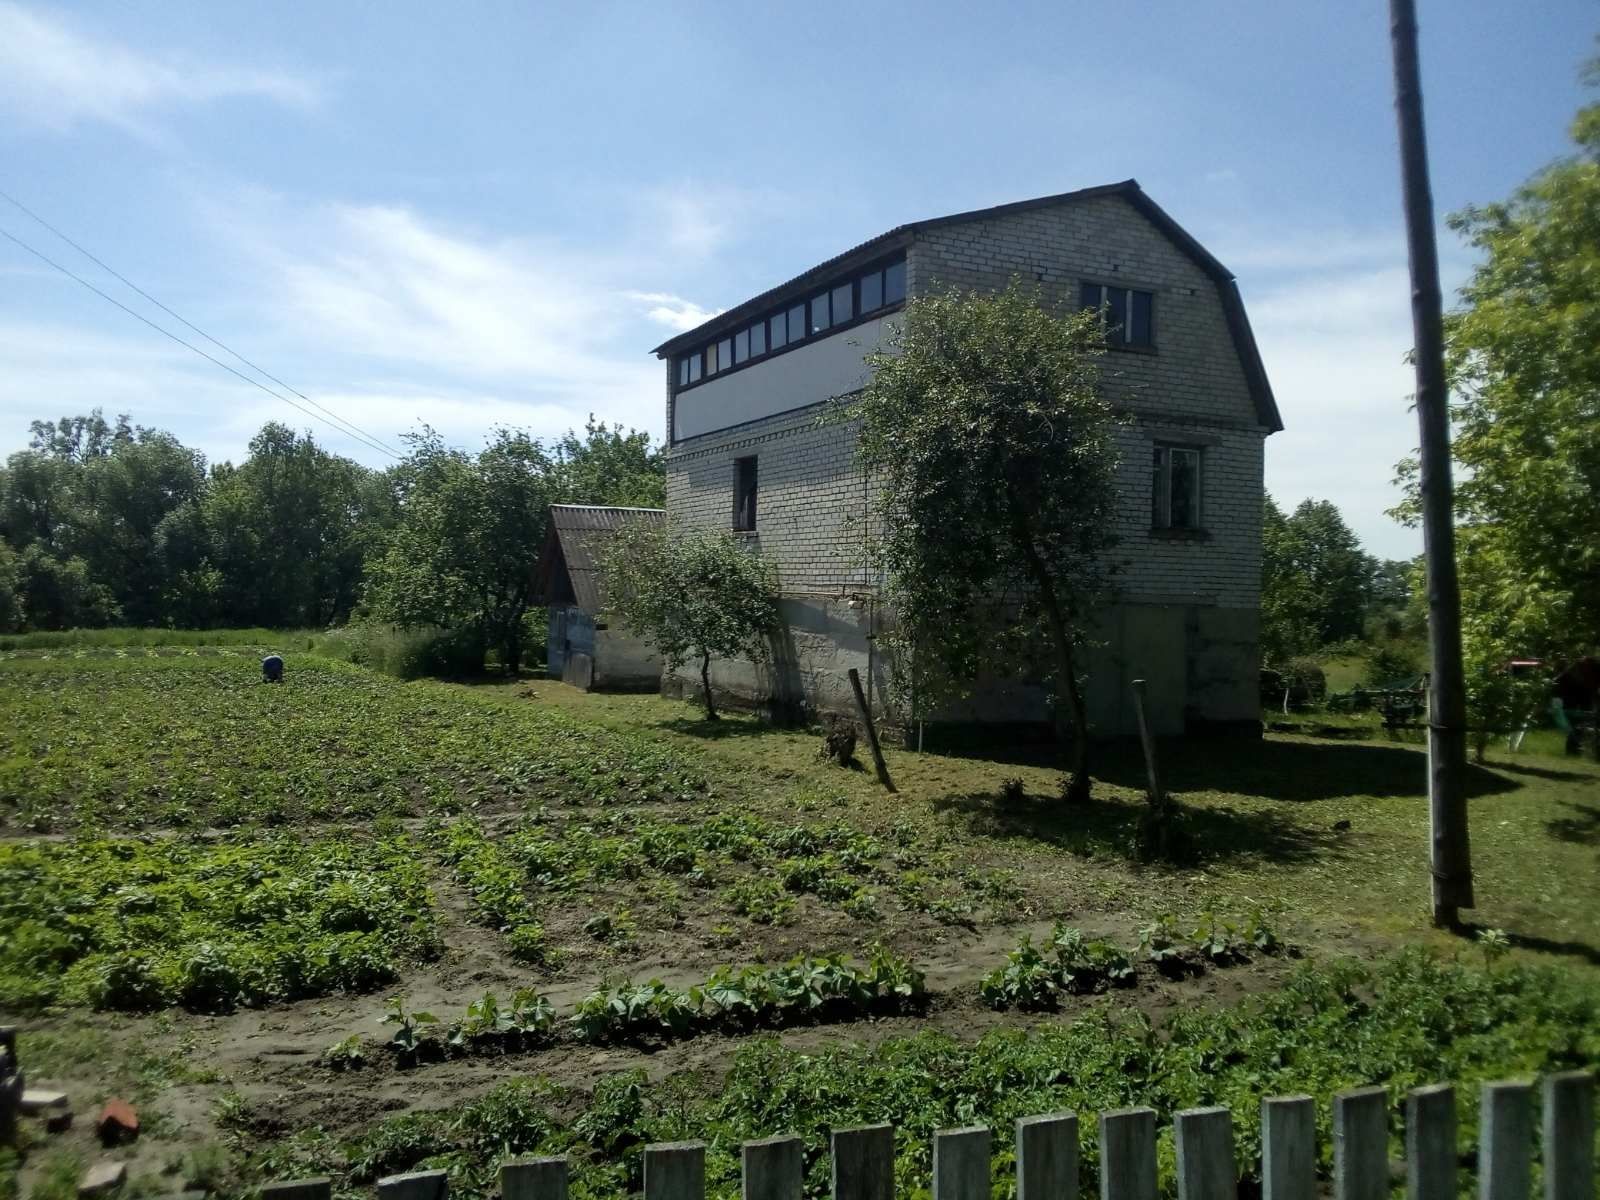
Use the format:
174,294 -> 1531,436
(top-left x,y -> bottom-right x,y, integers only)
1081,282 -> 1153,348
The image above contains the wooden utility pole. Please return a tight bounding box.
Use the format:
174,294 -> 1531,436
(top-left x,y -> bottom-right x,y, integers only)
1388,0 -> 1474,926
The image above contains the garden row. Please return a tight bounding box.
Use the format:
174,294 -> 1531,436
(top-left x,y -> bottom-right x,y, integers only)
236,952 -> 1600,1200
432,810 -> 1017,964
332,949 -> 929,1068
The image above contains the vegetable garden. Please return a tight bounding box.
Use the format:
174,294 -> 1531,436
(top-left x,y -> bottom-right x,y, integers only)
1,642 -> 1596,1200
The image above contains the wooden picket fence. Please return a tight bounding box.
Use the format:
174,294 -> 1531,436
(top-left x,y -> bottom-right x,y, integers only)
261,1072 -> 1595,1200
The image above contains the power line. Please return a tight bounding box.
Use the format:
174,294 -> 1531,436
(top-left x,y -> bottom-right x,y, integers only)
0,222 -> 401,460
0,187 -> 404,459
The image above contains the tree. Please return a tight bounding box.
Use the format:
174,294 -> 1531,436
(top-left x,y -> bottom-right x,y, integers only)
552,416 -> 665,509
1260,496 -> 1321,663
840,282 -> 1118,802
600,523 -> 779,720
365,428 -> 558,673
1392,59 -> 1600,747
202,423 -> 384,627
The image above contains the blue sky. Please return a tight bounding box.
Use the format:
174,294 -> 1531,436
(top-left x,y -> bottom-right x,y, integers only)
0,2 -> 1593,559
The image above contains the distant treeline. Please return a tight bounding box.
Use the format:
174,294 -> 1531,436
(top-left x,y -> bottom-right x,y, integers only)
0,410 -> 664,669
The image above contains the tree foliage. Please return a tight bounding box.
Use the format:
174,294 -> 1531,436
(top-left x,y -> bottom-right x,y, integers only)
1393,64 -> 1600,736
0,408 -> 665,648
841,282 -> 1117,801
599,523 -> 779,720
364,428 -> 557,674
1260,496 -> 1380,661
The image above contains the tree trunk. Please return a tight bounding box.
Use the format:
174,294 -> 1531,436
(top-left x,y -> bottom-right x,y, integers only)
698,651 -> 719,721
1007,507 -> 1092,802
506,623 -> 521,677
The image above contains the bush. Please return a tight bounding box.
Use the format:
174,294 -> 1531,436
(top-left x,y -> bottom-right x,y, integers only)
311,624 -> 484,680
1365,641 -> 1423,686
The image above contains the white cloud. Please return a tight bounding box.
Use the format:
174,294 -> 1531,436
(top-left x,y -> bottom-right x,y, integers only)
0,2 -> 318,136
627,291 -> 723,332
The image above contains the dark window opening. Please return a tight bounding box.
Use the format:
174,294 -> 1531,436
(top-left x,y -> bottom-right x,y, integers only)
861,269 -> 884,312
810,293 -> 831,335
734,456 -> 758,532
1081,282 -> 1154,348
1152,444 -> 1202,530
884,259 -> 906,304
831,282 -> 853,324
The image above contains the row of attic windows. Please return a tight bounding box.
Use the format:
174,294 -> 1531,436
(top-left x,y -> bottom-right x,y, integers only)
676,256 -> 907,389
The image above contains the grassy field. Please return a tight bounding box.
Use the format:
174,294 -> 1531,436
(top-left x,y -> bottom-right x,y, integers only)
1,642 -> 1596,1200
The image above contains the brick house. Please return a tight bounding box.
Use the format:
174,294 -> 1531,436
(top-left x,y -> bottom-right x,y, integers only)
650,180 -> 1281,738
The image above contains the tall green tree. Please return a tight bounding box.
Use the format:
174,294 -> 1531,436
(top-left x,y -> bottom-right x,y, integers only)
841,282 -> 1117,802
552,415 -> 665,509
1389,61 -> 1600,746
365,428 -> 558,673
600,523 -> 779,720
202,423 -> 385,627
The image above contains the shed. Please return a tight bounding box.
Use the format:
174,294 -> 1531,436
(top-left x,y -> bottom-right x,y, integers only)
534,504 -> 666,691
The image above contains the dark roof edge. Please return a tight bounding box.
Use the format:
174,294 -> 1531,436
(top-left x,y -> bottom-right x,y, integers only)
650,230 -> 913,356
651,179 -> 1282,433
1118,188 -> 1282,433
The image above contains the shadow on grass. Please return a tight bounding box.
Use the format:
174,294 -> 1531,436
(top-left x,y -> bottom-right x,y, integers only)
1546,800 -> 1600,847
1456,921 -> 1600,969
1487,758 -> 1598,785
929,788 -> 1339,867
1087,738 -> 1519,803
658,716 -> 789,741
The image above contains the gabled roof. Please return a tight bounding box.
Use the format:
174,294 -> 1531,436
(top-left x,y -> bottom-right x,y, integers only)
534,504 -> 667,612
652,179 -> 1281,433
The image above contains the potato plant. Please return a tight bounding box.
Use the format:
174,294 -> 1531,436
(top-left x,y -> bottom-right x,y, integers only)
0,655 -> 709,831
0,832 -> 440,1011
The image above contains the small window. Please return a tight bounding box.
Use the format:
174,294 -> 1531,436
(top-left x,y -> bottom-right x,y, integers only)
678,358 -> 690,387
750,321 -> 766,357
1152,445 -> 1202,530
734,456 -> 758,532
1082,283 -> 1154,348
884,259 -> 906,304
788,303 -> 806,341
770,311 -> 788,350
734,328 -> 750,364
705,341 -> 719,375
860,269 -> 884,312
831,282 -> 853,324
687,353 -> 702,383
810,294 -> 830,335
717,338 -> 733,370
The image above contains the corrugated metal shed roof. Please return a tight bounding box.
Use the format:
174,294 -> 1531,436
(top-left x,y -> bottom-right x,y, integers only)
536,504 -> 667,612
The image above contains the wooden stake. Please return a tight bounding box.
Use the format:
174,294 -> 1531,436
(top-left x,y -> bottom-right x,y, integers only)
1131,680 -> 1164,807
848,667 -> 896,793
1388,0 -> 1474,925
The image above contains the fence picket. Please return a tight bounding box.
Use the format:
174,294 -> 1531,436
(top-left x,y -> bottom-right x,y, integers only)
832,1124 -> 894,1200
743,1134 -> 804,1200
1479,1082 -> 1531,1200
1262,1095 -> 1315,1200
1175,1107 -> 1236,1200
1098,1108 -> 1157,1200
1016,1112 -> 1078,1200
376,1170 -> 448,1200
933,1126 -> 990,1200
645,1141 -> 707,1200
1333,1086 -> 1389,1200
500,1156 -> 568,1200
1543,1071 -> 1595,1200
1406,1084 -> 1456,1200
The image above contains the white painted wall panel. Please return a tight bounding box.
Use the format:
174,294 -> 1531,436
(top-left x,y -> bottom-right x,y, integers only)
673,314 -> 895,441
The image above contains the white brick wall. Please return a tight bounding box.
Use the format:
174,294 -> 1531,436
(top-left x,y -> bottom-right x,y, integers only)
660,190 -> 1272,731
